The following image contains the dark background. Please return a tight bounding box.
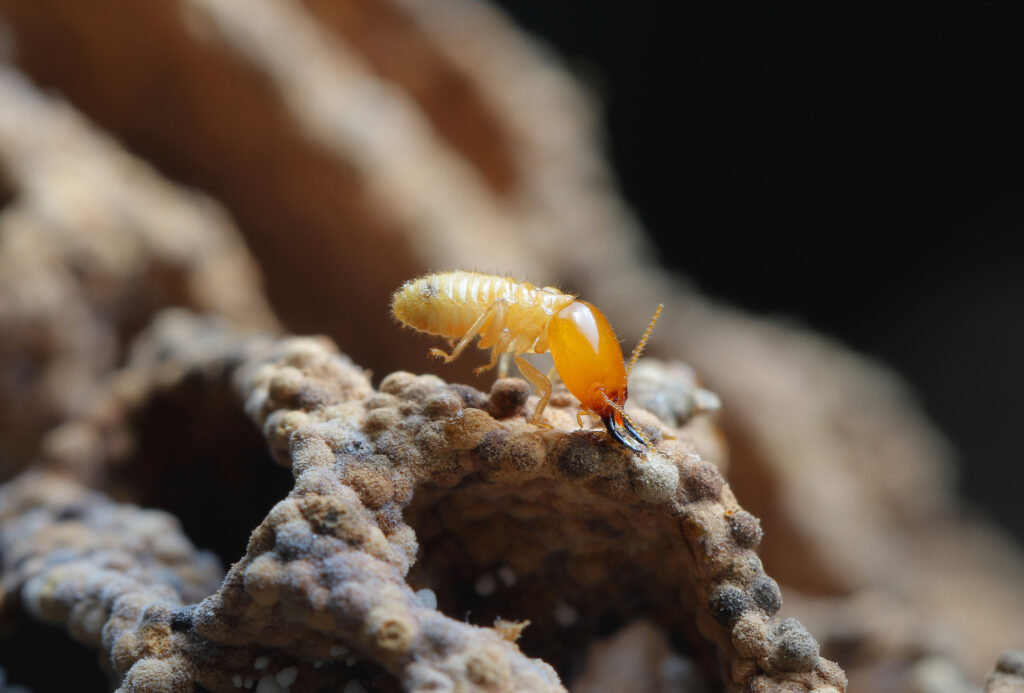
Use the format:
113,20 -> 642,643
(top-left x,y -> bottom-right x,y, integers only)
495,2 -> 1024,542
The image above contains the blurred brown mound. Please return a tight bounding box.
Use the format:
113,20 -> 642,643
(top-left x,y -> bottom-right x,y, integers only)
0,0 -> 1019,690
0,0 -> 656,380
0,66 -> 278,476
987,651 -> 1024,693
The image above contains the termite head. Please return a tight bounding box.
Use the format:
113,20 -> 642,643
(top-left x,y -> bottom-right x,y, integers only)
548,300 -> 655,452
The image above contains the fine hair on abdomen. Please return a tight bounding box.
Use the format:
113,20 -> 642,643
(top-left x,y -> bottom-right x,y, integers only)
391,271 -> 572,345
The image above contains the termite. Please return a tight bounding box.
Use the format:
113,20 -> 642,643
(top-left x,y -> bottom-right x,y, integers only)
390,271 -> 662,452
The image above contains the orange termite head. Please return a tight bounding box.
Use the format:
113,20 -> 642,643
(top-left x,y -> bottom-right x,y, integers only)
547,300 -> 647,451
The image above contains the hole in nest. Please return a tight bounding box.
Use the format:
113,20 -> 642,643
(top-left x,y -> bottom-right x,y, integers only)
0,616 -> 110,692
103,369 -> 292,567
0,164 -> 15,212
404,479 -> 720,690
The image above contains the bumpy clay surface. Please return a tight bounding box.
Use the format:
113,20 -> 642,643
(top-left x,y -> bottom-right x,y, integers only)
0,313 -> 845,692
0,471 -> 224,662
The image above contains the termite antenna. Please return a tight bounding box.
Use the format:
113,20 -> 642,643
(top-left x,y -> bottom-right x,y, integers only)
601,392 -> 648,449
627,304 -> 663,379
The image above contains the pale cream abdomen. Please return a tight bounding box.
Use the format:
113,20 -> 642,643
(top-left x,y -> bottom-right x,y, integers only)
390,271 -> 572,352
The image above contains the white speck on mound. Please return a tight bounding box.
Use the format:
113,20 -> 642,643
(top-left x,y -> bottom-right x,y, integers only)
496,566 -> 517,587
344,681 -> 368,693
244,677 -> 254,689
232,674 -> 243,688
276,667 -> 298,687
313,660 -> 323,668
345,657 -> 356,666
329,645 -> 344,657
254,656 -> 269,670
554,601 -> 578,627
474,574 -> 497,596
255,675 -> 284,693
415,588 -> 437,609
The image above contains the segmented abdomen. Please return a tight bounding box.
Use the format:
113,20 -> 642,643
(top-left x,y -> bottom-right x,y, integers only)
391,271 -> 572,345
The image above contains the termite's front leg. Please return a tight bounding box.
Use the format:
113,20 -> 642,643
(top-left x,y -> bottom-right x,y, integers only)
515,355 -> 553,429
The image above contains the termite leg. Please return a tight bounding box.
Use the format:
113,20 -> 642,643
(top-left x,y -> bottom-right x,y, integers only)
515,354 -> 553,428
475,329 -> 514,375
430,299 -> 507,363
496,351 -> 513,379
576,406 -> 596,429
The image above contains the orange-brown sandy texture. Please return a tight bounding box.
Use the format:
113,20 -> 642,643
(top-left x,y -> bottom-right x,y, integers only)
0,314 -> 844,691
0,66 -> 278,476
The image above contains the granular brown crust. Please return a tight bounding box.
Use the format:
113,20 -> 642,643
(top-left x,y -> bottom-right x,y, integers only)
0,314 -> 844,691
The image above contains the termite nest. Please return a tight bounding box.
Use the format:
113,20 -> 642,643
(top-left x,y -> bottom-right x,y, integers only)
2,312 -> 845,691
1,0 -> 1020,690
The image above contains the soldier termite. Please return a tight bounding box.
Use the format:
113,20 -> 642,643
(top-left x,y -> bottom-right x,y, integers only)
391,271 -> 662,452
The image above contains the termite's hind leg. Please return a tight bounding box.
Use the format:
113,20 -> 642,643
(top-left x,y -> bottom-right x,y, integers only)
429,299 -> 506,364
497,351 -> 513,379
515,355 -> 553,429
